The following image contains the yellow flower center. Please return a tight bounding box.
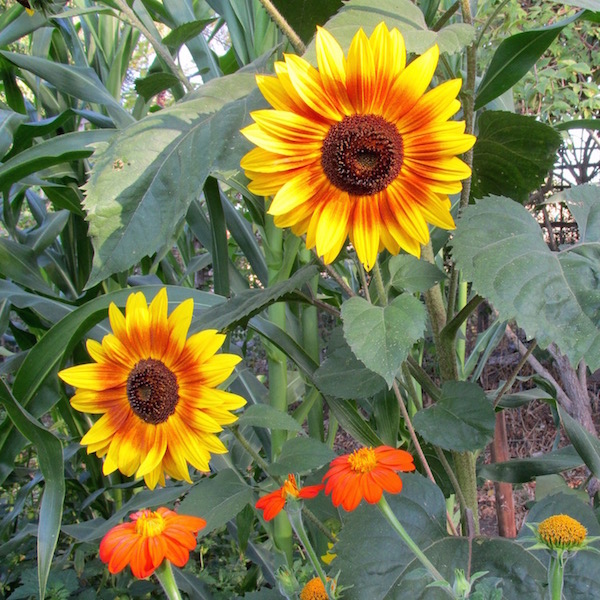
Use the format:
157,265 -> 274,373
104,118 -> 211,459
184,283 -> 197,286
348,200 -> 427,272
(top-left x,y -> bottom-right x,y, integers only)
299,576 -> 333,600
127,359 -> 179,424
538,514 -> 587,550
321,114 -> 403,196
348,447 -> 377,473
281,475 -> 300,499
134,509 -> 167,538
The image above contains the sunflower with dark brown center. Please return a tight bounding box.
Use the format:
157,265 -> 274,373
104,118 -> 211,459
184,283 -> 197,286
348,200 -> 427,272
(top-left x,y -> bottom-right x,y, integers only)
241,22 -> 476,270
59,289 -> 245,489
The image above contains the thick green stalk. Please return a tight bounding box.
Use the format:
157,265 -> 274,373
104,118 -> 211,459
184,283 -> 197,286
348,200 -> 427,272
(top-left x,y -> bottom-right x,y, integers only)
264,216 -> 294,563
154,561 -> 183,600
548,552 -> 565,600
300,248 -> 324,441
422,243 -> 479,532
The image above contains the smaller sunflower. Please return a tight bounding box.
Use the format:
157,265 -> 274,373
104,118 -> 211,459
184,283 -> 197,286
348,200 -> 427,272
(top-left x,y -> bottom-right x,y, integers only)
300,576 -> 335,600
59,289 -> 246,489
537,514 -> 587,551
256,474 -> 324,521
322,445 -> 415,511
99,507 -> 206,578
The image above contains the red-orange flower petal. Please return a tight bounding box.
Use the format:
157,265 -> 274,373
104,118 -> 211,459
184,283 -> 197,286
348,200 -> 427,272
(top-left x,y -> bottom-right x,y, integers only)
255,474 -> 324,521
99,507 -> 206,579
322,445 -> 415,511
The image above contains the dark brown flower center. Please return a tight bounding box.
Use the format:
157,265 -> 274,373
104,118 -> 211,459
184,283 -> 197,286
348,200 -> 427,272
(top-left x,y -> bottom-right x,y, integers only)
321,114 -> 403,196
127,359 -> 179,425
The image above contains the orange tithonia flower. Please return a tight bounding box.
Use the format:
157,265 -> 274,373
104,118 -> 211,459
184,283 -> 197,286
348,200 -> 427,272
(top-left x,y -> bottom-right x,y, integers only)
322,445 -> 415,511
59,289 -> 246,489
240,22 -> 475,270
99,507 -> 206,578
300,576 -> 335,600
256,474 -> 324,520
538,514 -> 587,551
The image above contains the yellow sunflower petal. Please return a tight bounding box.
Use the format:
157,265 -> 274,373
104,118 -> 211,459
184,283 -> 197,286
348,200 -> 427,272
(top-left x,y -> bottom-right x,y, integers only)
314,192 -> 352,258
316,26 -> 353,115
284,53 -> 342,121
125,292 -> 151,358
164,297 -> 193,361
149,289 -> 169,359
137,425 -> 168,477
70,387 -> 127,414
250,110 -> 329,143
396,79 -> 462,131
180,330 -> 225,365
346,28 -> 376,114
256,72 -> 305,114
59,363 -> 127,391
241,147 -> 319,174
385,44 -> 439,123
108,301 -> 127,342
269,169 -> 329,216
350,197 -> 380,271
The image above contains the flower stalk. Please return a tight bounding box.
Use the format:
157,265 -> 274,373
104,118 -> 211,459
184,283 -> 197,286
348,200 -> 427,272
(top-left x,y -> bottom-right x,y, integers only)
547,552 -> 565,600
154,561 -> 183,600
377,496 -> 454,597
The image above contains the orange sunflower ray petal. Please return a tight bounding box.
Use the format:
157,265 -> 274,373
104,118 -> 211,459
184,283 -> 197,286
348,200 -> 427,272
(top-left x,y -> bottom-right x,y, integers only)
241,23 -> 475,270
58,289 -> 246,489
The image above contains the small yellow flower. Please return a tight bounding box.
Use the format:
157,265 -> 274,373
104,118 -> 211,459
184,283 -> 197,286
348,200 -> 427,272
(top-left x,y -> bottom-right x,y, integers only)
538,514 -> 587,550
300,576 -> 334,600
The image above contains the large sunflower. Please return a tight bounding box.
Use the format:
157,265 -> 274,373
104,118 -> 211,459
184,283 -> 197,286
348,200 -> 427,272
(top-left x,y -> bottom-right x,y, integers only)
59,289 -> 245,489
241,22 -> 475,270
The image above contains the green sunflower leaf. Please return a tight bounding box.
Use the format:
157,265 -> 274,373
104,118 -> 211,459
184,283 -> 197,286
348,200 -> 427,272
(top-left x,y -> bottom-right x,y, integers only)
471,111 -> 562,202
178,469 -> 254,536
412,381 -> 496,452
269,437 -> 336,476
341,294 -> 426,388
237,404 -> 303,432
83,72 -> 263,287
271,0 -> 344,44
306,0 -> 475,57
388,254 -> 447,293
452,193 -> 600,371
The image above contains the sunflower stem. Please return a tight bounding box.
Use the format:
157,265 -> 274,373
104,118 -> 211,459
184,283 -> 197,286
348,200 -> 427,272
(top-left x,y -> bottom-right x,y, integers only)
287,502 -> 334,599
154,561 -> 183,600
301,247 -> 325,442
548,551 -> 565,600
377,496 -> 454,596
257,0 -> 306,55
371,260 -> 387,306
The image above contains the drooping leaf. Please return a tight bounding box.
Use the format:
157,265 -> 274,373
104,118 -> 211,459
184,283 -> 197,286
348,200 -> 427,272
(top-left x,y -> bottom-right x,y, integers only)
0,51 -> 134,128
452,195 -> 600,370
388,254 -> 447,293
83,72 -> 262,286
192,265 -> 318,333
0,238 -> 56,295
471,111 -> 562,202
557,404 -> 600,478
474,12 -> 582,110
412,381 -> 496,452
0,130 -> 115,192
178,469 -> 253,535
134,72 -> 180,101
342,294 -> 426,387
0,380 -> 64,600
0,108 -> 27,158
478,445 -> 583,483
269,437 -> 336,476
